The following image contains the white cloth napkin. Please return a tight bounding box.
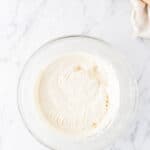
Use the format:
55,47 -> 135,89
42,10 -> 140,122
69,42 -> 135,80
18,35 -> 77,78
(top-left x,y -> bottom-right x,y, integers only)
131,0 -> 150,38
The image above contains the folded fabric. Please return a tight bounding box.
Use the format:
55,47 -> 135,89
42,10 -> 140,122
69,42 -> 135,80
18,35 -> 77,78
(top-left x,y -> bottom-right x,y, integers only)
131,0 -> 150,38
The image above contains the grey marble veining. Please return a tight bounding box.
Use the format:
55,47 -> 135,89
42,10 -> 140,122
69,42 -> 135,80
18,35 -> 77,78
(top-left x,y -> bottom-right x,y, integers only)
0,0 -> 150,149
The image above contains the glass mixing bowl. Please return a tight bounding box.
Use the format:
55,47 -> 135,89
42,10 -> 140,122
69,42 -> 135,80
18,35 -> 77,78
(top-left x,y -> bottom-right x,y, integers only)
18,35 -> 138,150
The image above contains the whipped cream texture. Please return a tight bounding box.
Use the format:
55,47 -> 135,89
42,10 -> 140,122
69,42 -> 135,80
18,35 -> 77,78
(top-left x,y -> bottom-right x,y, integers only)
36,53 -> 120,136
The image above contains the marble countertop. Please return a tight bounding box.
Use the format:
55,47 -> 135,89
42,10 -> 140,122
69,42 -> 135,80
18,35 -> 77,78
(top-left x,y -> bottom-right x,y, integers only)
0,0 -> 150,149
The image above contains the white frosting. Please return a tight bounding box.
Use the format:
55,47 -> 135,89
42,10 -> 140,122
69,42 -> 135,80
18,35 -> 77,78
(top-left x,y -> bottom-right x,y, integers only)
131,0 -> 150,38
35,53 -> 120,137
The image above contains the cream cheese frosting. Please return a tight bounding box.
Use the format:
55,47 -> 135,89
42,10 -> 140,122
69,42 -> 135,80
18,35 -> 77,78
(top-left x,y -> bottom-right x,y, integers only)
35,53 -> 120,136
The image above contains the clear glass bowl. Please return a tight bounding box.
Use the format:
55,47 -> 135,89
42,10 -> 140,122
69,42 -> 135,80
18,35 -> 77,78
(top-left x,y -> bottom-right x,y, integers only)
18,35 -> 138,150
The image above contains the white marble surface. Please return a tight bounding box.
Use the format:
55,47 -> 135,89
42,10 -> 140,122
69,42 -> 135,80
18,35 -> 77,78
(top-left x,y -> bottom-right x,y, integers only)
0,0 -> 150,149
